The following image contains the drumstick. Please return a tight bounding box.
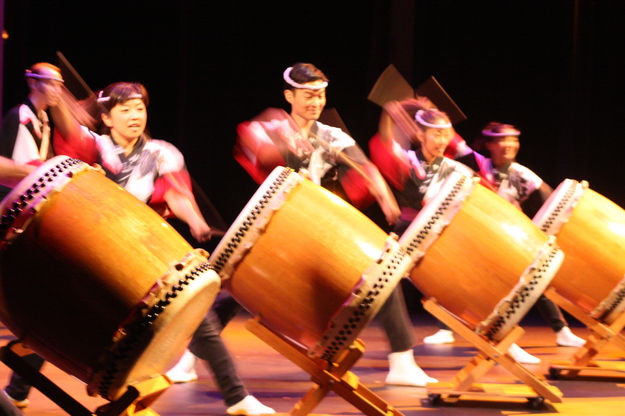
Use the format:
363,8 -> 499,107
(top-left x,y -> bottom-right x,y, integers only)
56,51 -> 95,97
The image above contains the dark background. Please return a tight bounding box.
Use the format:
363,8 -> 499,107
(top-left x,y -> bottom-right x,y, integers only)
2,0 -> 625,227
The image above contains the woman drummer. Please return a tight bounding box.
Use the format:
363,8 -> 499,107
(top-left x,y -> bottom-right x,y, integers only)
422,122 -> 585,350
458,122 -> 583,348
370,104 -> 551,364
52,82 -> 274,415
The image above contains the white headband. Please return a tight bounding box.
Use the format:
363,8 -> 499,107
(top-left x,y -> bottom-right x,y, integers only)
97,91 -> 144,103
482,128 -> 521,137
415,109 -> 452,129
25,70 -> 64,83
283,67 -> 328,90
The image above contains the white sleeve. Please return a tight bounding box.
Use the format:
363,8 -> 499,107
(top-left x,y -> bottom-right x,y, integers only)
153,140 -> 186,174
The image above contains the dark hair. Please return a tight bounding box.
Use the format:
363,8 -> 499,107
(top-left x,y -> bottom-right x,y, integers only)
96,82 -> 150,135
472,121 -> 520,152
283,62 -> 329,91
414,108 -> 451,130
97,82 -> 149,113
481,121 -> 520,141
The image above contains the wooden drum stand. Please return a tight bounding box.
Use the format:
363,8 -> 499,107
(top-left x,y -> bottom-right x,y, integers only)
246,317 -> 403,416
546,287 -> 625,380
422,298 -> 562,409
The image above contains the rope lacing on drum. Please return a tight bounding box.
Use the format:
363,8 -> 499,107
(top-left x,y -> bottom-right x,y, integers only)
0,158 -> 82,238
482,246 -> 559,340
538,183 -> 576,234
600,286 -> 625,320
404,176 -> 465,256
211,168 -> 293,273
319,248 -> 406,362
97,261 -> 214,399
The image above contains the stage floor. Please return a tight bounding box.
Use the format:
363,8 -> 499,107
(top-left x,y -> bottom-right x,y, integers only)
2,310 -> 625,416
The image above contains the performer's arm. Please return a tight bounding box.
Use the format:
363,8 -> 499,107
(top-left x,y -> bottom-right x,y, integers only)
164,187 -> 213,242
50,94 -> 99,163
521,181 -> 553,218
151,169 -> 212,242
0,156 -> 35,187
340,144 -> 400,225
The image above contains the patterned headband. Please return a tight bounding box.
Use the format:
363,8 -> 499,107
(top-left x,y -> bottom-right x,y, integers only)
97,90 -> 144,103
283,67 -> 328,90
482,127 -> 520,137
25,70 -> 64,83
415,109 -> 452,129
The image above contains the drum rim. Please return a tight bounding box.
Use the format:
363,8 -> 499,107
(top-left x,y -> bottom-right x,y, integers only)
0,156 -> 91,246
309,236 -> 413,361
209,166 -> 299,278
532,178 -> 587,235
477,238 -> 563,340
88,249 -> 218,399
398,169 -> 477,264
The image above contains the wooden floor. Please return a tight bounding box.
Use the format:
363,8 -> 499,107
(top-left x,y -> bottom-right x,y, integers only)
2,308 -> 625,416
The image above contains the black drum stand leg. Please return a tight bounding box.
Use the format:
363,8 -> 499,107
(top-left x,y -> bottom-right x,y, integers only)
0,340 -> 92,415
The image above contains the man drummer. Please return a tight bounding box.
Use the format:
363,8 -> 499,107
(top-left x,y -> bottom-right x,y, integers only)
0,62 -> 65,199
223,62 -> 437,387
0,62 -> 66,408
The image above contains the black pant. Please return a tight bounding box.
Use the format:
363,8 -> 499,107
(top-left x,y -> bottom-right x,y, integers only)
4,353 -> 44,402
0,385 -> 23,416
188,294 -> 248,407
375,286 -> 415,352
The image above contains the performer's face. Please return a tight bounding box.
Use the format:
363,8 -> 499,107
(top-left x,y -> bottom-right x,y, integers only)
285,82 -> 326,123
419,127 -> 453,162
102,98 -> 147,143
487,135 -> 520,166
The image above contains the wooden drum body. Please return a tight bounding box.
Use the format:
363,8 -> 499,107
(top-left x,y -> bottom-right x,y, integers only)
210,167 -> 413,361
399,170 -> 563,340
533,179 -> 625,324
0,156 -> 221,400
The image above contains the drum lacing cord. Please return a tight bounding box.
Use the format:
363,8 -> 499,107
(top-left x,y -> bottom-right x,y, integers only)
404,176 -> 465,257
598,284 -> 625,321
538,183 -> 577,234
96,261 -> 214,399
211,168 -> 293,274
482,246 -> 560,340
318,246 -> 407,362
0,158 -> 83,240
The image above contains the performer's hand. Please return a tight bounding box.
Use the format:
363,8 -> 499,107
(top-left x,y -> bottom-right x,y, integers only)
190,222 -> 213,243
380,197 -> 401,226
297,168 -> 312,180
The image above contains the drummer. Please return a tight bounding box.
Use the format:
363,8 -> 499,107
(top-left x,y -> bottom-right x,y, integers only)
0,62 -> 66,409
48,81 -> 274,415
423,122 -> 585,349
226,62 -> 437,387
0,63 -> 65,199
369,102 -> 550,364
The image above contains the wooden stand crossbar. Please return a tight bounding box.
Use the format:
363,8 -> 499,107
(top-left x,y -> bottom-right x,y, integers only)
422,298 -> 562,409
245,317 -> 403,416
545,287 -> 625,379
0,340 -> 170,416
